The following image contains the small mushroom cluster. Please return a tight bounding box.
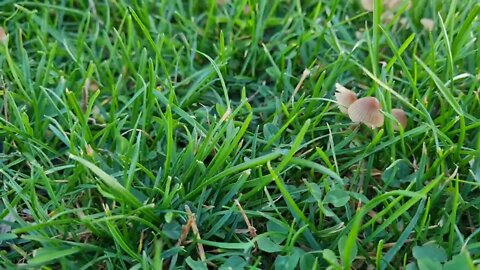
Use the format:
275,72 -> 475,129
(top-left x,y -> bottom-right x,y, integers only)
360,0 -> 405,13
335,83 -> 407,130
359,0 -> 434,32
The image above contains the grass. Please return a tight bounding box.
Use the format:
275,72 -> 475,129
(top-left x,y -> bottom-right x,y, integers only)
0,0 -> 479,269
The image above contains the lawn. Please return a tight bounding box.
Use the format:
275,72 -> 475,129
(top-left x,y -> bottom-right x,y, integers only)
0,0 -> 479,269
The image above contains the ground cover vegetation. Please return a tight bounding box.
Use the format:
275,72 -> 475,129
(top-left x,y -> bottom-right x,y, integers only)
0,0 -> 479,269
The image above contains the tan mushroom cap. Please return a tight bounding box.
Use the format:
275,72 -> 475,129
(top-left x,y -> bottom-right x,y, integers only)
216,0 -> 229,5
360,0 -> 374,11
385,0 -> 403,11
0,27 -> 7,44
335,83 -> 357,113
420,18 -> 434,32
392,108 -> 407,130
361,0 -> 406,12
381,11 -> 394,24
348,97 -> 384,128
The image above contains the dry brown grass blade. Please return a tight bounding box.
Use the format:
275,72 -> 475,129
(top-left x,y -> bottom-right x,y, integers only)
291,68 -> 311,100
82,79 -> 90,113
234,199 -> 258,252
176,214 -> 192,246
185,205 -> 206,262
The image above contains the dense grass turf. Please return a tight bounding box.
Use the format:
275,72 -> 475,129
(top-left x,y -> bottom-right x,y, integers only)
1,0 -> 479,269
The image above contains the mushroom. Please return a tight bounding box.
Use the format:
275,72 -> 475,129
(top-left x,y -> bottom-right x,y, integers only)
335,83 -> 357,113
216,0 -> 229,5
0,27 -> 7,44
420,18 -> 434,32
360,0 -> 374,11
381,11 -> 394,24
361,0 -> 408,12
348,97 -> 384,128
385,0 -> 403,11
392,108 -> 407,130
